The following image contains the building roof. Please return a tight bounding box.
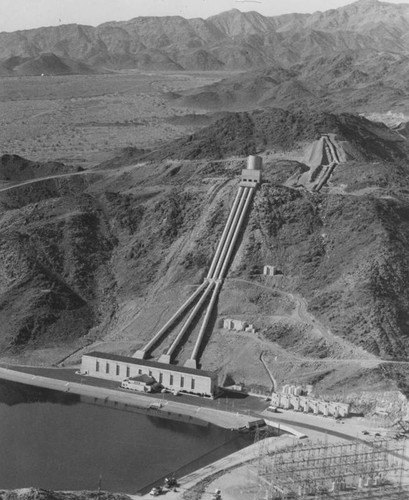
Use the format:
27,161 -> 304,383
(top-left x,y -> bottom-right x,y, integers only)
85,351 -> 215,377
129,374 -> 155,384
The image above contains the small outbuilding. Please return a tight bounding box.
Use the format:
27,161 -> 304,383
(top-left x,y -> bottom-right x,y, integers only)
121,374 -> 156,393
263,265 -> 277,276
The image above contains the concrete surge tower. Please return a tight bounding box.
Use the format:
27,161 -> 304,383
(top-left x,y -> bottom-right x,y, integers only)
133,155 -> 262,368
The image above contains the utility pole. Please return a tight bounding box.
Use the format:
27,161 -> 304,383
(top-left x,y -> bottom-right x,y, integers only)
98,474 -> 102,500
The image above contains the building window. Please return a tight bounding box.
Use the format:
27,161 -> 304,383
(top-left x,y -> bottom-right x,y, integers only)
138,369 -> 142,375
191,378 -> 195,390
116,365 -> 120,376
149,370 -> 152,377
106,363 -> 110,374
170,374 -> 174,385
159,373 -> 163,384
96,361 -> 100,372
126,366 -> 130,377
180,376 -> 184,388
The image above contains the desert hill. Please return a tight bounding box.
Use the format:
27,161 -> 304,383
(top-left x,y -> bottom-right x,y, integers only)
0,155 -> 83,181
0,53 -> 96,77
2,110 -> 409,397
176,50 -> 409,112
0,0 -> 409,72
147,109 -> 409,162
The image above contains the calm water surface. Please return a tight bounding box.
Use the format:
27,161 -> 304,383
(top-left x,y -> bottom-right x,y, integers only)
0,381 -> 251,493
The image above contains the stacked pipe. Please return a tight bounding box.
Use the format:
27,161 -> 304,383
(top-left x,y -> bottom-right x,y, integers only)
314,135 -> 341,192
134,155 -> 262,365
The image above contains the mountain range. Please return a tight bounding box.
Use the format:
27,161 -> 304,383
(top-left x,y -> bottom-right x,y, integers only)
1,0 -> 409,75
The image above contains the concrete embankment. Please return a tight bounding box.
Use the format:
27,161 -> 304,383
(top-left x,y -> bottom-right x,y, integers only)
0,366 -> 259,430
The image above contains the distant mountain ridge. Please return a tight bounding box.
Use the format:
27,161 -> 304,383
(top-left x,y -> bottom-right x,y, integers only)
176,49 -> 409,112
1,0 -> 409,73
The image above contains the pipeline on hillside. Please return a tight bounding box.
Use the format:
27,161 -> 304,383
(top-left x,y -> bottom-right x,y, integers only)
133,156 -> 262,364
313,135 -> 342,192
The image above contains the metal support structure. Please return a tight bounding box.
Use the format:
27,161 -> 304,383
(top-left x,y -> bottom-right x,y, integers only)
255,438 -> 407,499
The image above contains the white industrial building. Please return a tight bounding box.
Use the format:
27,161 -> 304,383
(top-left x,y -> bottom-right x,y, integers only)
271,392 -> 350,418
81,352 -> 217,398
263,265 -> 277,276
223,318 -> 256,333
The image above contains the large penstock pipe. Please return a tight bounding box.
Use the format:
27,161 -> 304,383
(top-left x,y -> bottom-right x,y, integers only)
211,187 -> 249,280
324,136 -> 340,164
207,187 -> 244,279
185,280 -> 223,368
133,280 -> 208,359
186,187 -> 256,367
218,187 -> 254,279
158,281 -> 215,364
315,162 -> 336,192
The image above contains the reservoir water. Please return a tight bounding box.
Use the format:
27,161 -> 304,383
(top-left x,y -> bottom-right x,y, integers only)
0,380 -> 251,493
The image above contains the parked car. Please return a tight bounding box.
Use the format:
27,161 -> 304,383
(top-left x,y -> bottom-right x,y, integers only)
267,406 -> 278,413
149,402 -> 162,410
150,486 -> 163,496
164,476 -> 178,488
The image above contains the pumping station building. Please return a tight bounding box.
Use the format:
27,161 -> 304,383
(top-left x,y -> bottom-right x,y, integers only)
81,352 -> 217,397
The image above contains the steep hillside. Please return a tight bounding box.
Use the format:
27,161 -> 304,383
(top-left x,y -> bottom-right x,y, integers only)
1,0 -> 409,71
0,53 -> 96,76
0,171 -> 117,353
0,155 -> 83,181
14,53 -> 96,76
2,110 -> 409,396
149,109 -> 409,162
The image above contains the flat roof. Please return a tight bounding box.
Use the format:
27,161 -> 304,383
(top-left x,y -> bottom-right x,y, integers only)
129,374 -> 155,384
84,351 -> 215,377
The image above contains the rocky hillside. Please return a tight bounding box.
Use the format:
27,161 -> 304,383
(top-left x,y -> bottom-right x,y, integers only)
176,51 -> 409,112
0,489 -> 130,500
0,53 -> 96,77
147,109 -> 409,162
2,110 -> 409,395
1,0 -> 409,73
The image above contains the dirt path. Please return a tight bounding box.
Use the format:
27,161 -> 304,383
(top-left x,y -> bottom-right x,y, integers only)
259,351 -> 276,392
0,161 -> 147,193
227,277 -> 376,361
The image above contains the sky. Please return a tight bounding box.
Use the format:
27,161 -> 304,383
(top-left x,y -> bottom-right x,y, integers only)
1,0 -> 408,32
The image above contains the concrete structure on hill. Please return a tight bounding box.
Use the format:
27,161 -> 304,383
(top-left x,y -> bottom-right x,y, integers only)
240,155 -> 262,187
81,352 -> 217,398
